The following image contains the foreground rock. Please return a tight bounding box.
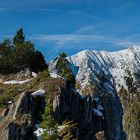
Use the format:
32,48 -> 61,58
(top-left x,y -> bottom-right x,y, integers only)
0,90 -> 45,140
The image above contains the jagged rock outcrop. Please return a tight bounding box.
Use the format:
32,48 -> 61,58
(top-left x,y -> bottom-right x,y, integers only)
0,90 -> 45,140
53,88 -> 105,140
102,94 -> 125,140
13,91 -> 32,120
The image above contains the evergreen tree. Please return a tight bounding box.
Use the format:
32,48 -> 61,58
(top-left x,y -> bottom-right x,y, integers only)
125,71 -> 137,101
31,50 -> 47,73
0,28 -> 47,74
13,28 -> 25,46
59,52 -> 67,58
14,41 -> 34,70
0,39 -> 15,73
41,99 -> 58,140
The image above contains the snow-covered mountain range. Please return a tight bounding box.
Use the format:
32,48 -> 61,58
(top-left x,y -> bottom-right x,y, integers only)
67,46 -> 140,92
49,46 -> 140,94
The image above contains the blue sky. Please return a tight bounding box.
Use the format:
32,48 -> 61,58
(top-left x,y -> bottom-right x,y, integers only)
0,0 -> 140,60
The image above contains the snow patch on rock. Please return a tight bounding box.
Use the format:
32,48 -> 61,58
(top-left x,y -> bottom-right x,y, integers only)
31,89 -> 45,97
3,79 -> 32,84
93,108 -> 103,117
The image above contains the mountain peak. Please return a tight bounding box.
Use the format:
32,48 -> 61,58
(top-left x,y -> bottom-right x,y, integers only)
66,47 -> 140,93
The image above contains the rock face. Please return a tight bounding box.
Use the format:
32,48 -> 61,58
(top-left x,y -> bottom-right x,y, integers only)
102,94 -> 125,140
0,80 -> 125,140
0,91 -> 45,140
53,88 -> 110,140
13,92 -> 32,120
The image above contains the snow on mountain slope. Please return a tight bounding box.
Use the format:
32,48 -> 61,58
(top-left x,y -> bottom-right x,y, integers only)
48,46 -> 140,94
67,46 -> 140,92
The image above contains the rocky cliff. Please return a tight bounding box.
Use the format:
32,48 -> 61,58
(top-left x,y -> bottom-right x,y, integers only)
0,90 -> 45,140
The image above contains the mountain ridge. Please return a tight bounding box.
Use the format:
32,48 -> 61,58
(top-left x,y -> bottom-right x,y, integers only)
66,46 -> 140,92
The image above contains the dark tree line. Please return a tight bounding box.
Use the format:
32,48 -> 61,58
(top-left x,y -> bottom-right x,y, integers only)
0,28 -> 47,74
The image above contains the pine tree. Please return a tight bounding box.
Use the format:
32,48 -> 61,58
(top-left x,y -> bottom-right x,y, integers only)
0,28 -> 47,74
41,99 -> 58,140
0,39 -> 15,73
59,52 -> 67,58
31,50 -> 47,73
13,28 -> 25,46
14,41 -> 34,70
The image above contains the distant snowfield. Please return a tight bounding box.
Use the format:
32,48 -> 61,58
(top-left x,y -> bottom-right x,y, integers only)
3,79 -> 32,84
